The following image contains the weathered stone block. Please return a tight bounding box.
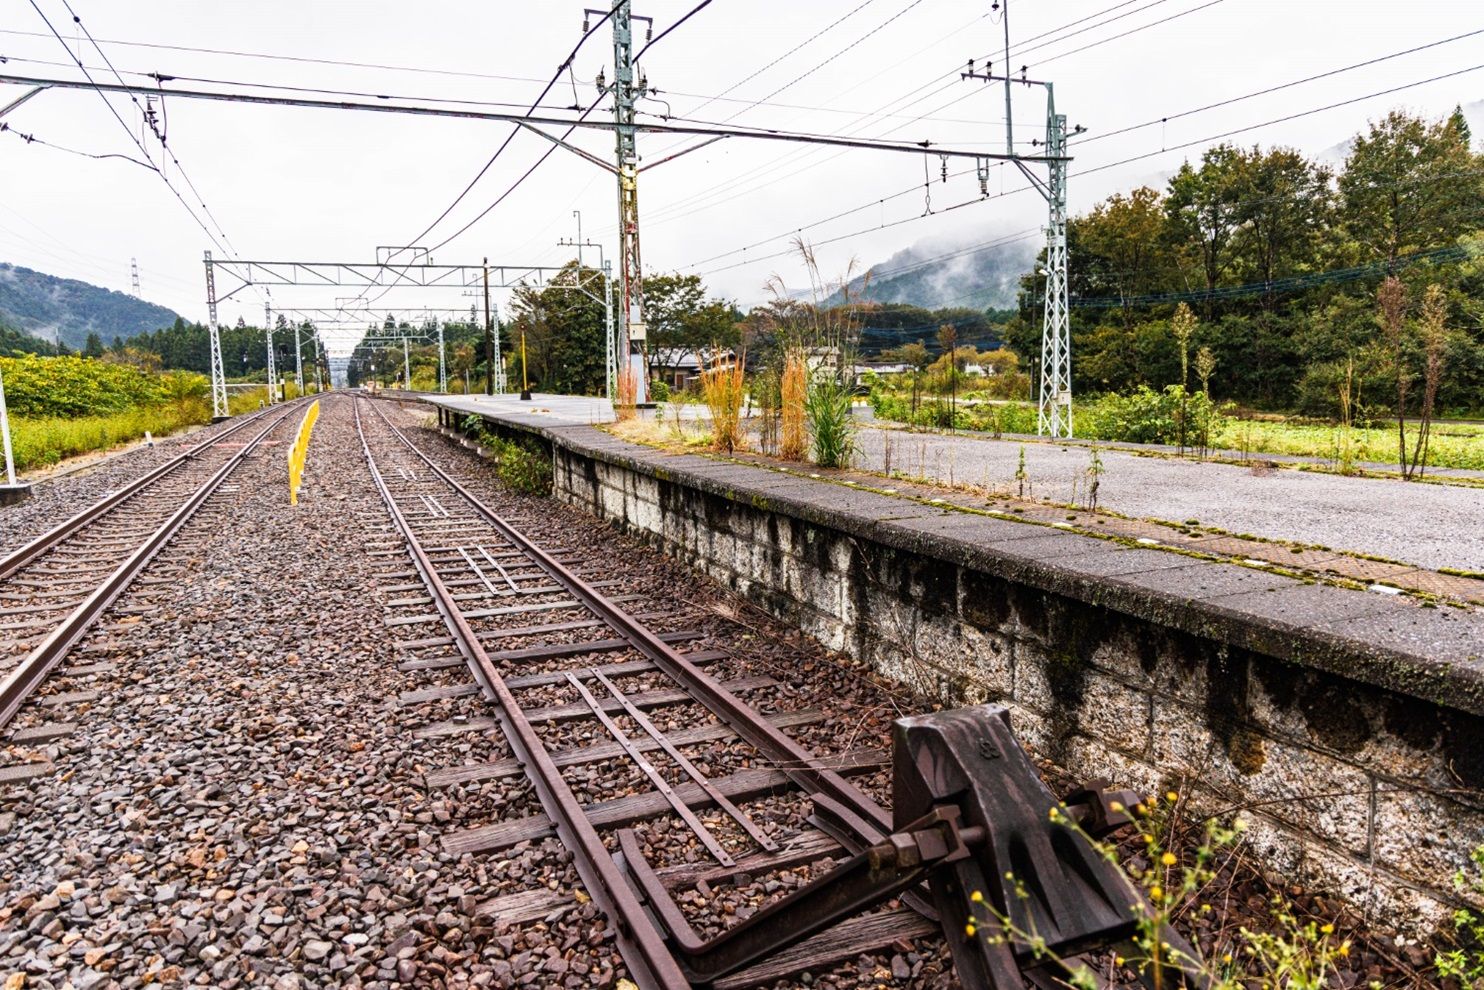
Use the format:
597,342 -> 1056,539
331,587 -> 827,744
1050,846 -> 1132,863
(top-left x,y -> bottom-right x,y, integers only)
1371,787 -> 1484,903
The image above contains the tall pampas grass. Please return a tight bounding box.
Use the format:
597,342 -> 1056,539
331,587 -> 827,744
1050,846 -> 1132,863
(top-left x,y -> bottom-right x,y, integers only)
701,350 -> 746,453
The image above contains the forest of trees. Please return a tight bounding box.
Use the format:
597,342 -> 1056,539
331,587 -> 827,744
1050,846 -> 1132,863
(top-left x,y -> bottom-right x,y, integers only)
1000,108 -> 1484,416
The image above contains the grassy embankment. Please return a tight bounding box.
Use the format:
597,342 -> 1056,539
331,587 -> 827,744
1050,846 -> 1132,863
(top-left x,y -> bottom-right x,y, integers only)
2,355 -> 213,471
867,384 -> 1484,472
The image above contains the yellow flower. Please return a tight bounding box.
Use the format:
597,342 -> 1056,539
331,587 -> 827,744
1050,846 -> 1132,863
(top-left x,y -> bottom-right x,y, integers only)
1161,852 -> 1177,867
1338,940 -> 1351,958
1143,834 -> 1156,845
1320,922 -> 1334,935
1149,886 -> 1164,901
1109,800 -> 1124,813
1222,953 -> 1232,965
965,922 -> 977,937
970,891 -> 984,903
1166,790 -> 1179,803
1114,956 -> 1125,967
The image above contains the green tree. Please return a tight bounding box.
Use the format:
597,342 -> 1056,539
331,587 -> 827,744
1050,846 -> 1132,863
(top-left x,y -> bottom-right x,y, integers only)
1078,186 -> 1170,325
1164,144 -> 1248,312
643,272 -> 740,377
1340,109 -> 1480,265
82,332 -> 105,358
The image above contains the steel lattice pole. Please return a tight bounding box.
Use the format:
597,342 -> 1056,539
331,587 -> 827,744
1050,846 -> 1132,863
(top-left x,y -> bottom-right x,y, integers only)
294,321 -> 304,396
204,252 -> 228,419
1037,101 -> 1072,438
611,0 -> 648,403
437,320 -> 447,393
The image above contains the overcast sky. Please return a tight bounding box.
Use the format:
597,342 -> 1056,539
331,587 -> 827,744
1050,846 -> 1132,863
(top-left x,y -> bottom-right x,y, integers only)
1,0 -> 1480,354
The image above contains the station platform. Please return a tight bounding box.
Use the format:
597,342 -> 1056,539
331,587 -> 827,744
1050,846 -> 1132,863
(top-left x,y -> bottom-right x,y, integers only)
423,391 -> 616,426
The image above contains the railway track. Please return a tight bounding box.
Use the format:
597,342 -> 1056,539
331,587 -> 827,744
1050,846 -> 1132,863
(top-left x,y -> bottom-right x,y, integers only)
354,396 -> 949,988
0,401 -> 302,756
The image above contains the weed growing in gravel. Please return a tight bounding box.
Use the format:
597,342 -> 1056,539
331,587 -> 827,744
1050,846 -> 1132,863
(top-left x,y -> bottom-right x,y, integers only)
968,793 -> 1359,989
1435,844 -> 1484,986
1085,444 -> 1103,511
461,418 -> 552,495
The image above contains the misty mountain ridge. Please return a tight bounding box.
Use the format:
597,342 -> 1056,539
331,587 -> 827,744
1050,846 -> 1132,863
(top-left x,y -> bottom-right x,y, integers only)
828,234 -> 1038,311
0,263 -> 181,351
840,100 -> 1483,312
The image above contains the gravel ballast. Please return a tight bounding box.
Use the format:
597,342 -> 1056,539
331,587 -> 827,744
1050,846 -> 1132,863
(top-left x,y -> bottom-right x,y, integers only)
0,395 -> 1423,989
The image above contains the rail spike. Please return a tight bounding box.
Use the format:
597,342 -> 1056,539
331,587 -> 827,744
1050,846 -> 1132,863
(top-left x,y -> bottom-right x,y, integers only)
619,704 -> 1209,988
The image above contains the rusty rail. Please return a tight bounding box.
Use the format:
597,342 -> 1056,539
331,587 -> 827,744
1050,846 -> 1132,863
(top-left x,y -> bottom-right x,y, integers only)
0,404 -> 297,730
353,397 -> 690,988
0,403 -> 282,583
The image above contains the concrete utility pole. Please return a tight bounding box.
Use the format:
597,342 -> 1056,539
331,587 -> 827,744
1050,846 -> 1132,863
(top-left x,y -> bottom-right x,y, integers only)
402,335 -> 411,390
600,0 -> 651,403
436,318 -> 447,393
482,258 -> 495,396
203,251 -> 228,419
264,299 -> 277,404
293,320 -> 304,396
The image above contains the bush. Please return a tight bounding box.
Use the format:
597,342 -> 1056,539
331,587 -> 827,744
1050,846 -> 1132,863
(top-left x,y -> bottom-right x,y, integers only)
11,401 -> 210,470
1080,385 -> 1225,446
0,354 -> 205,417
460,418 -> 552,496
647,379 -> 670,402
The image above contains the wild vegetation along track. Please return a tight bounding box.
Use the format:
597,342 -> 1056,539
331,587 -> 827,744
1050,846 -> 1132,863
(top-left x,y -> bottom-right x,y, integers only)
0,400 -> 304,733
355,396 -> 944,989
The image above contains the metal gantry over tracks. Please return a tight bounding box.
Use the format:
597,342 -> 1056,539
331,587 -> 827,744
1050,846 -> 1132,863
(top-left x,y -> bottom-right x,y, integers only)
357,396 -> 1206,989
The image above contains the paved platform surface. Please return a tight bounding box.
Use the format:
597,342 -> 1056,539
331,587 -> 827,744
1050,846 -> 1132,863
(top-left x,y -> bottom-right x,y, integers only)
427,392 -> 616,426
854,424 -> 1484,574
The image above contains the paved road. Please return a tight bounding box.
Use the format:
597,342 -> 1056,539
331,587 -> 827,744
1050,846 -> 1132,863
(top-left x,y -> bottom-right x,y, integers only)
853,425 -> 1484,573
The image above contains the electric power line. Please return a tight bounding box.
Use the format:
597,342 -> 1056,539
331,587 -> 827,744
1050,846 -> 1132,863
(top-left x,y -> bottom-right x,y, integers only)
683,34 -> 1484,277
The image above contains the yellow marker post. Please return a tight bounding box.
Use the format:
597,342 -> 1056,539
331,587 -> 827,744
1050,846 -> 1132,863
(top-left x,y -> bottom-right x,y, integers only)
287,400 -> 320,505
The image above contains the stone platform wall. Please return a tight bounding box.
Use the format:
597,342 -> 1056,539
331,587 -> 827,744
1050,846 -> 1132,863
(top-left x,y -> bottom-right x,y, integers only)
440,409 -> 1484,933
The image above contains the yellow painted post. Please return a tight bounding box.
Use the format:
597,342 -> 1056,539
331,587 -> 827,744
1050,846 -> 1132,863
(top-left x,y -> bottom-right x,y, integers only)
288,400 -> 320,505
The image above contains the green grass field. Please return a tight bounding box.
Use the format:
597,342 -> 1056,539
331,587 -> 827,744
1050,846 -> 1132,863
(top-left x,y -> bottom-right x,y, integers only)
10,401 -> 211,472
1214,418 -> 1484,471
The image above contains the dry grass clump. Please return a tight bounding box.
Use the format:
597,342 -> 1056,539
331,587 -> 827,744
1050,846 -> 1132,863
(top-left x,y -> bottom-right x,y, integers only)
701,351 -> 746,454
780,347 -> 808,461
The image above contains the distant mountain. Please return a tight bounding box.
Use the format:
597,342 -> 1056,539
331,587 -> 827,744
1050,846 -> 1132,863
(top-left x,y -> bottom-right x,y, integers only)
0,263 -> 181,350
831,235 -> 1039,310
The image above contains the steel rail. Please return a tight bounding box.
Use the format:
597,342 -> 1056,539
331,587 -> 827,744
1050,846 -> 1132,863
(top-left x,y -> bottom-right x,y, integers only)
363,397 -> 898,849
0,404 -> 298,730
0,403 -> 281,583
352,398 -> 688,990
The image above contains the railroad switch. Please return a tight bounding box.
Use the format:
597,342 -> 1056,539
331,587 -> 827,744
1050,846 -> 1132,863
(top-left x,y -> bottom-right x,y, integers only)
618,704 -> 1208,988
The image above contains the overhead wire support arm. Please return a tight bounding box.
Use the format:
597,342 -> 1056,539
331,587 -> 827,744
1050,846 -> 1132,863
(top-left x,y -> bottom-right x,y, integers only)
0,74 -> 1066,164
515,120 -> 616,172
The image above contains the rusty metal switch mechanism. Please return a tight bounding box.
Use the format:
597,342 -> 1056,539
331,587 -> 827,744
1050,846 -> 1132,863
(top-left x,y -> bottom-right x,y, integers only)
618,705 -> 1208,988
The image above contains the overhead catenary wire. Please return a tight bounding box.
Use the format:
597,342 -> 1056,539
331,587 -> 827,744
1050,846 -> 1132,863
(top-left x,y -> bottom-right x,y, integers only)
627,0 -> 1226,235
19,0 -> 247,276
682,29 -> 1484,278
